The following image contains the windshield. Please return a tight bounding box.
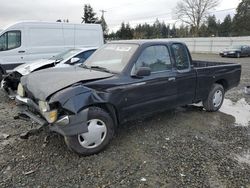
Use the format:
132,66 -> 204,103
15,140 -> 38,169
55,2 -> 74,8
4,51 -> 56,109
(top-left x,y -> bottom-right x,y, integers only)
50,49 -> 82,61
84,43 -> 139,73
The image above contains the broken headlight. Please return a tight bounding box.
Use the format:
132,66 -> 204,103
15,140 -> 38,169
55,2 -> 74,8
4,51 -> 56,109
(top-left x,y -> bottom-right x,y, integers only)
43,110 -> 58,124
17,83 -> 25,97
38,101 -> 50,112
39,101 -> 58,123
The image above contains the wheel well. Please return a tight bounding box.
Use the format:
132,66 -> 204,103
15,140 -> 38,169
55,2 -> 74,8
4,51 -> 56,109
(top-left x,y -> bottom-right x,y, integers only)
215,79 -> 228,91
89,103 -> 119,126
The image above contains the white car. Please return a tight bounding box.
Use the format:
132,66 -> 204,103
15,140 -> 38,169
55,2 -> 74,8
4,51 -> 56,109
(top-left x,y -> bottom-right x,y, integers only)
1,47 -> 97,98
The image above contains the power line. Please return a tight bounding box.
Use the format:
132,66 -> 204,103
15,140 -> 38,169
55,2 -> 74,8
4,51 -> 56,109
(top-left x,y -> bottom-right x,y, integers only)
208,8 -> 236,14
109,7 -> 237,28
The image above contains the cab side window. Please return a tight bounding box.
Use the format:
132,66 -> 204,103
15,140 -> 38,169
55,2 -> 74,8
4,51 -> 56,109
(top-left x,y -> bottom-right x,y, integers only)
0,31 -> 21,51
133,45 -> 171,73
171,44 -> 190,71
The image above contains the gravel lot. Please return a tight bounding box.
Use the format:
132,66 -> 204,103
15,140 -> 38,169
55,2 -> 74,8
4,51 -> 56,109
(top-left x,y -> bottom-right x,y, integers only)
0,54 -> 250,188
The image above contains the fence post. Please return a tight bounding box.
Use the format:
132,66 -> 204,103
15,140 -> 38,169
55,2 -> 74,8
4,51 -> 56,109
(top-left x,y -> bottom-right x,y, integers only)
193,38 -> 196,53
210,38 -> 213,53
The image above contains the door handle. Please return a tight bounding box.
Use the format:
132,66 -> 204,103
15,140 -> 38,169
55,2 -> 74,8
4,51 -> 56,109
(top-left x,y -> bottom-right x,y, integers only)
18,50 -> 25,53
168,77 -> 176,81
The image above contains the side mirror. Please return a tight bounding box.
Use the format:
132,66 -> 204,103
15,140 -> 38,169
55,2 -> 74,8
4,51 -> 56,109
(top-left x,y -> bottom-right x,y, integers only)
70,57 -> 80,64
134,67 -> 151,77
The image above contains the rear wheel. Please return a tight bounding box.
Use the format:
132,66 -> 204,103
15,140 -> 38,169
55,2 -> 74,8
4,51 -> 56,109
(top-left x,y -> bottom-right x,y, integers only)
203,84 -> 225,112
64,107 -> 115,156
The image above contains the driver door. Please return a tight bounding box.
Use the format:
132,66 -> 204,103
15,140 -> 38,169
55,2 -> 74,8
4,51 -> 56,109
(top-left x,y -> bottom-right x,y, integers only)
119,45 -> 178,121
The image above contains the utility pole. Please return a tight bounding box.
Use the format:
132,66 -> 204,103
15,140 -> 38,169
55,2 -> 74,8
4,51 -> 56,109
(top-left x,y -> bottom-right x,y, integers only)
100,10 -> 107,17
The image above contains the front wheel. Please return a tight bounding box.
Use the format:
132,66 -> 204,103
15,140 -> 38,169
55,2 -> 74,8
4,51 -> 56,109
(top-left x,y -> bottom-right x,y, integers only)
203,84 -> 225,112
64,107 -> 115,156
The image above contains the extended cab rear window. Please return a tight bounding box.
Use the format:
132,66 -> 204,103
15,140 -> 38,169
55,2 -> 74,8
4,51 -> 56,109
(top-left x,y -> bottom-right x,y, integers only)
0,30 -> 21,51
171,43 -> 190,71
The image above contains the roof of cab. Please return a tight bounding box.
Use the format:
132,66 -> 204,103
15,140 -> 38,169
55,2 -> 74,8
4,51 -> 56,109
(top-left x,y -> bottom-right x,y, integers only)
108,39 -> 184,45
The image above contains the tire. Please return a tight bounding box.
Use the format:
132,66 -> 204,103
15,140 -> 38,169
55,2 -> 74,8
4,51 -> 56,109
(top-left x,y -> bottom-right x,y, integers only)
236,52 -> 241,58
64,107 -> 115,156
202,84 -> 225,112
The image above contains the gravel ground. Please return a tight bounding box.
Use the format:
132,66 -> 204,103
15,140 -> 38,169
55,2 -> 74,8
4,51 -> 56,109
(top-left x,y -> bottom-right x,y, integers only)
0,54 -> 250,188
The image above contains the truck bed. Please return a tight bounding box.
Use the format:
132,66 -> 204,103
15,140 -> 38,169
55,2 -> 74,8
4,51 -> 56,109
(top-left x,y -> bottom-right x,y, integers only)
192,60 -> 241,102
192,60 -> 234,68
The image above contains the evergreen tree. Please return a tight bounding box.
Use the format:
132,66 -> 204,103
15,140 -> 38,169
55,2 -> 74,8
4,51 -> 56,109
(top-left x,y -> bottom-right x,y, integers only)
207,15 -> 219,36
170,25 -> 177,38
177,24 -> 189,38
233,0 -> 250,36
219,15 -> 232,37
133,24 -> 146,39
81,4 -> 98,24
117,22 -> 127,39
160,22 -> 168,38
107,32 -> 117,40
153,19 -> 162,38
199,23 -> 209,37
125,23 -> 133,39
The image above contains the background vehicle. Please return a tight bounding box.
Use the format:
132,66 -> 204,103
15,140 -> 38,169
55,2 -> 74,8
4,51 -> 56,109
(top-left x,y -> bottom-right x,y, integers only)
1,47 -> 97,98
0,21 -> 104,79
16,40 -> 241,155
219,45 -> 250,58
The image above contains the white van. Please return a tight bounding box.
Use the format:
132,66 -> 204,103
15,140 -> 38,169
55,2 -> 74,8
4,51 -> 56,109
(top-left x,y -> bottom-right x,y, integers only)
0,21 -> 104,77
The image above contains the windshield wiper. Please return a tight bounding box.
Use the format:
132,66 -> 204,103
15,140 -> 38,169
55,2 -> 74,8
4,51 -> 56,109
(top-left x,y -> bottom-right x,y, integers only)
89,66 -> 112,73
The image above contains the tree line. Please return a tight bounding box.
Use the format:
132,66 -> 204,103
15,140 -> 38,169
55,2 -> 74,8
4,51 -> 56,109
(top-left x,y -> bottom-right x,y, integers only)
81,0 -> 250,40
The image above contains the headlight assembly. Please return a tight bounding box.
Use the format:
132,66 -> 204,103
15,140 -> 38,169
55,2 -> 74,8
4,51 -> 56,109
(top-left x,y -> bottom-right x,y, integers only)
39,101 -> 58,123
43,110 -> 58,123
17,83 -> 25,97
38,101 -> 50,112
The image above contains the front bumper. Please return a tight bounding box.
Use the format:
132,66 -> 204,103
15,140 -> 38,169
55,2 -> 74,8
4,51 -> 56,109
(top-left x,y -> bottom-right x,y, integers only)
16,95 -> 89,136
219,52 -> 236,57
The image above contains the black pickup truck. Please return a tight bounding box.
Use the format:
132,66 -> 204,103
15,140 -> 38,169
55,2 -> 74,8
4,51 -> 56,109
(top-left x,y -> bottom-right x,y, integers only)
15,40 -> 241,155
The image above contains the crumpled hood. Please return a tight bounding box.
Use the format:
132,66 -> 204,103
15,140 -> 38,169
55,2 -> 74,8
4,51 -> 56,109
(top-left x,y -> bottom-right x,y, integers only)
20,66 -> 113,101
14,59 -> 56,75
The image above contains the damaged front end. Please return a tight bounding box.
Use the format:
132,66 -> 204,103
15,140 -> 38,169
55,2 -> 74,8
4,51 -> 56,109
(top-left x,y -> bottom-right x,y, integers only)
15,66 -> 114,138
15,83 -> 105,137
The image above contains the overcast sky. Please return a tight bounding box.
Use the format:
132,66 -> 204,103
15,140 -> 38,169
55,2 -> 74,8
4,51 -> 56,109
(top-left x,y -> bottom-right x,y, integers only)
0,0 -> 241,32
